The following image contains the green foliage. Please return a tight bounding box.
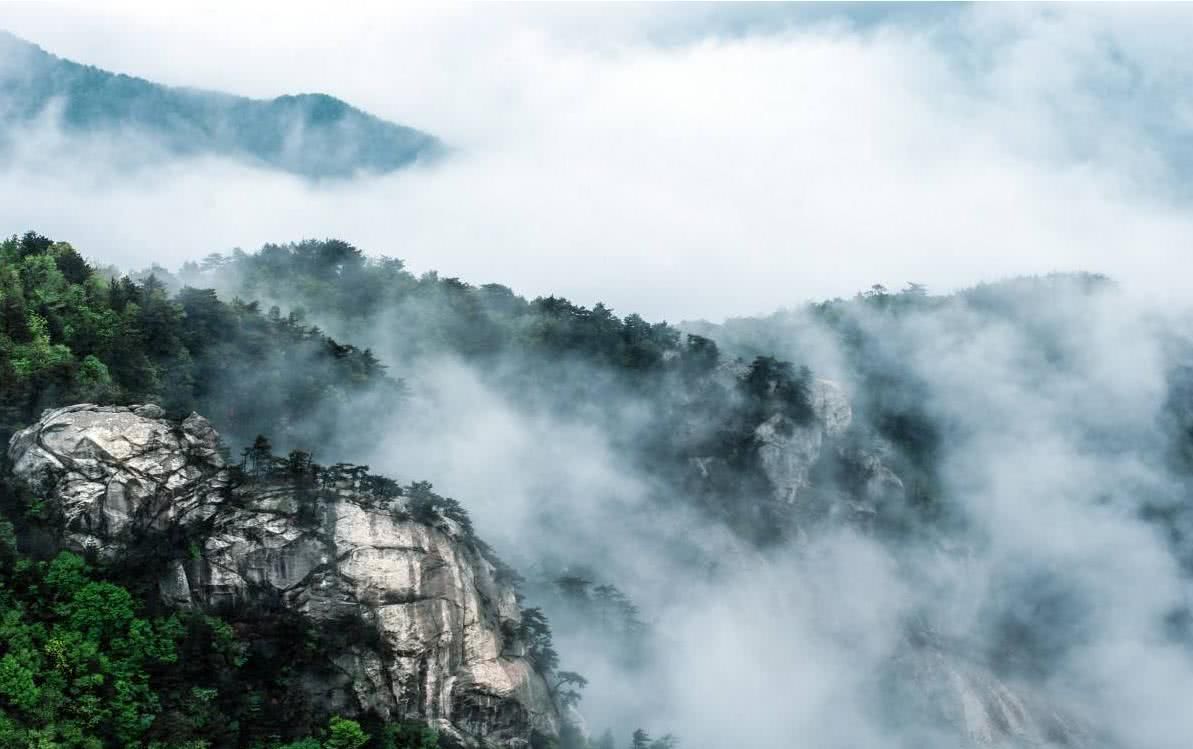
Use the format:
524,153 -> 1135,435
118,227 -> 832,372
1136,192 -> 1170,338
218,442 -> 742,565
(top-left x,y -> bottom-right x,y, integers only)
200,240 -> 683,375
324,717 -> 369,749
0,531 -> 444,749
77,354 -> 112,385
277,740 -> 323,749
271,716 -> 436,749
0,551 -> 184,747
518,607 -> 559,673
378,722 -> 437,749
1,231 -> 824,748
0,232 -> 404,456
401,481 -> 473,537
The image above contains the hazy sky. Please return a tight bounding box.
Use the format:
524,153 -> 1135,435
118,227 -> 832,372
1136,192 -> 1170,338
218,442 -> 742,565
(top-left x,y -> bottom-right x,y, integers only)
1,2 -> 1191,321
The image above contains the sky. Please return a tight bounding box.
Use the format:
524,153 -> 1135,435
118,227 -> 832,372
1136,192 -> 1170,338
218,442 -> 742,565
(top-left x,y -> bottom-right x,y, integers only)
1,2 -> 1192,321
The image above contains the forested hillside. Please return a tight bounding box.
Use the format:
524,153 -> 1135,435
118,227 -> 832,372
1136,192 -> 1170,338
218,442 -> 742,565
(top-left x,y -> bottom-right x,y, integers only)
186,239 -> 1193,553
6,5 -> 1193,748
686,275 -> 1193,569
0,32 -> 440,178
0,232 -> 401,456
175,240 -> 1193,749
0,231 -> 704,749
0,232 -> 420,747
180,239 -> 942,540
6,230 -> 1193,749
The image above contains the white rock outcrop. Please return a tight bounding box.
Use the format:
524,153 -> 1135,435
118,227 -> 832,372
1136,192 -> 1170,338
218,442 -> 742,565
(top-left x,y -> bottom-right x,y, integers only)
753,378 -> 904,509
8,404 -> 559,748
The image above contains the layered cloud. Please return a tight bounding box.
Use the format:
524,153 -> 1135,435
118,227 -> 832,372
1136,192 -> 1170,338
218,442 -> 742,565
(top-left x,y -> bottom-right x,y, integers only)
0,3 -> 1191,320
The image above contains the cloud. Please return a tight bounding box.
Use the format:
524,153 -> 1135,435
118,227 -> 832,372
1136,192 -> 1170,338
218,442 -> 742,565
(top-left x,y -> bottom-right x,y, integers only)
311,267 -> 1193,746
0,4 -> 1192,321
5,9 -> 1193,744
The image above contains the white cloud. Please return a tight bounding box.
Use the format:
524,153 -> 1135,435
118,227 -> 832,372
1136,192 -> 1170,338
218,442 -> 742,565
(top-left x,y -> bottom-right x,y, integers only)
6,6 -> 1193,745
2,4 -> 1192,320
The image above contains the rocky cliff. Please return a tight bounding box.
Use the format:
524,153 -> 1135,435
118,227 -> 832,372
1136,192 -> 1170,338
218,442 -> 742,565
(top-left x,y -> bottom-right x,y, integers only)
7,404 -> 560,747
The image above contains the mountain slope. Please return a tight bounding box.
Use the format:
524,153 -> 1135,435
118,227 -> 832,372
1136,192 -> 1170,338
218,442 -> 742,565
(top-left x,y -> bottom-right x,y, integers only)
7,404 -> 561,747
6,230 -> 1192,747
0,31 -> 441,178
0,231 -> 404,460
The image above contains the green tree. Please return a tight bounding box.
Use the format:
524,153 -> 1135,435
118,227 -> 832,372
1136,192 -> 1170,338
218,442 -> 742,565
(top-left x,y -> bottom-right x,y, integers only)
0,551 -> 185,748
518,608 -> 559,673
551,671 -> 588,709
380,722 -> 437,749
324,717 -> 369,749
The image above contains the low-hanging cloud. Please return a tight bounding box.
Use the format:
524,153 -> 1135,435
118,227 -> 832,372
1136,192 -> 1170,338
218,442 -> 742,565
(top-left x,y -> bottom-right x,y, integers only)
306,272 -> 1193,747
1,4 -> 1193,321
5,5 -> 1193,748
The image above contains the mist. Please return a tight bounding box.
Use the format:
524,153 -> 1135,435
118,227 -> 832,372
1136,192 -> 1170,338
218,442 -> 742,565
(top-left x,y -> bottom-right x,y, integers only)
187,246 -> 1193,746
3,4 -> 1193,320
4,4 -> 1193,749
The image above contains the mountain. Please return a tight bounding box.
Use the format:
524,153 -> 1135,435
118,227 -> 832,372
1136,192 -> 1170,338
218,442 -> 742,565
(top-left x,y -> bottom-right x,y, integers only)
6,399 -> 1105,749
8,404 -> 560,747
0,31 -> 441,178
3,230 -> 1191,748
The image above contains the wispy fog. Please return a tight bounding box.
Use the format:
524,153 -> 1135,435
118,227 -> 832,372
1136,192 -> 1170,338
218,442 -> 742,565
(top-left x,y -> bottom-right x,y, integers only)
2,4 -> 1193,320
285,267 -> 1193,747
4,4 -> 1193,748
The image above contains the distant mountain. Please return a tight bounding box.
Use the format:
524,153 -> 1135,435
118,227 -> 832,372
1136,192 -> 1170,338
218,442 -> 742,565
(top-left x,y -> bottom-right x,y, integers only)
0,31 -> 441,177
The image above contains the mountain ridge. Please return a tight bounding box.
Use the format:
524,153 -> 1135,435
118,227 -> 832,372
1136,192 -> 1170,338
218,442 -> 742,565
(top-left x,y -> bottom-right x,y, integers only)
0,30 -> 442,178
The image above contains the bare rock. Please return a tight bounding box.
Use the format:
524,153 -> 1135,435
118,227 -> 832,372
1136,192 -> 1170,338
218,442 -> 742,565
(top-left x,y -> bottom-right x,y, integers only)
754,379 -> 855,505
885,641 -> 1104,748
8,404 -> 560,747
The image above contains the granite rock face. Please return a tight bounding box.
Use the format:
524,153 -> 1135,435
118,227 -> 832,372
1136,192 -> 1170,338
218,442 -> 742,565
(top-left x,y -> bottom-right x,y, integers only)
754,378 -> 905,511
883,638 -> 1104,749
8,404 -> 560,747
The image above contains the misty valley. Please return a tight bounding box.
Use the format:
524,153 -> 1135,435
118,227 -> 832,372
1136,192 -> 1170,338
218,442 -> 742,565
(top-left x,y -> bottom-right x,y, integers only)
3,9 -> 1193,749
3,232 -> 1192,749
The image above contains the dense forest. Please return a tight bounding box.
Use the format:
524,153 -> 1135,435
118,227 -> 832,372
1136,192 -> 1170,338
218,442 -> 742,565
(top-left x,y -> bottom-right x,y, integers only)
1,232 -> 828,529
7,7 -> 1193,747
0,231 -> 402,456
